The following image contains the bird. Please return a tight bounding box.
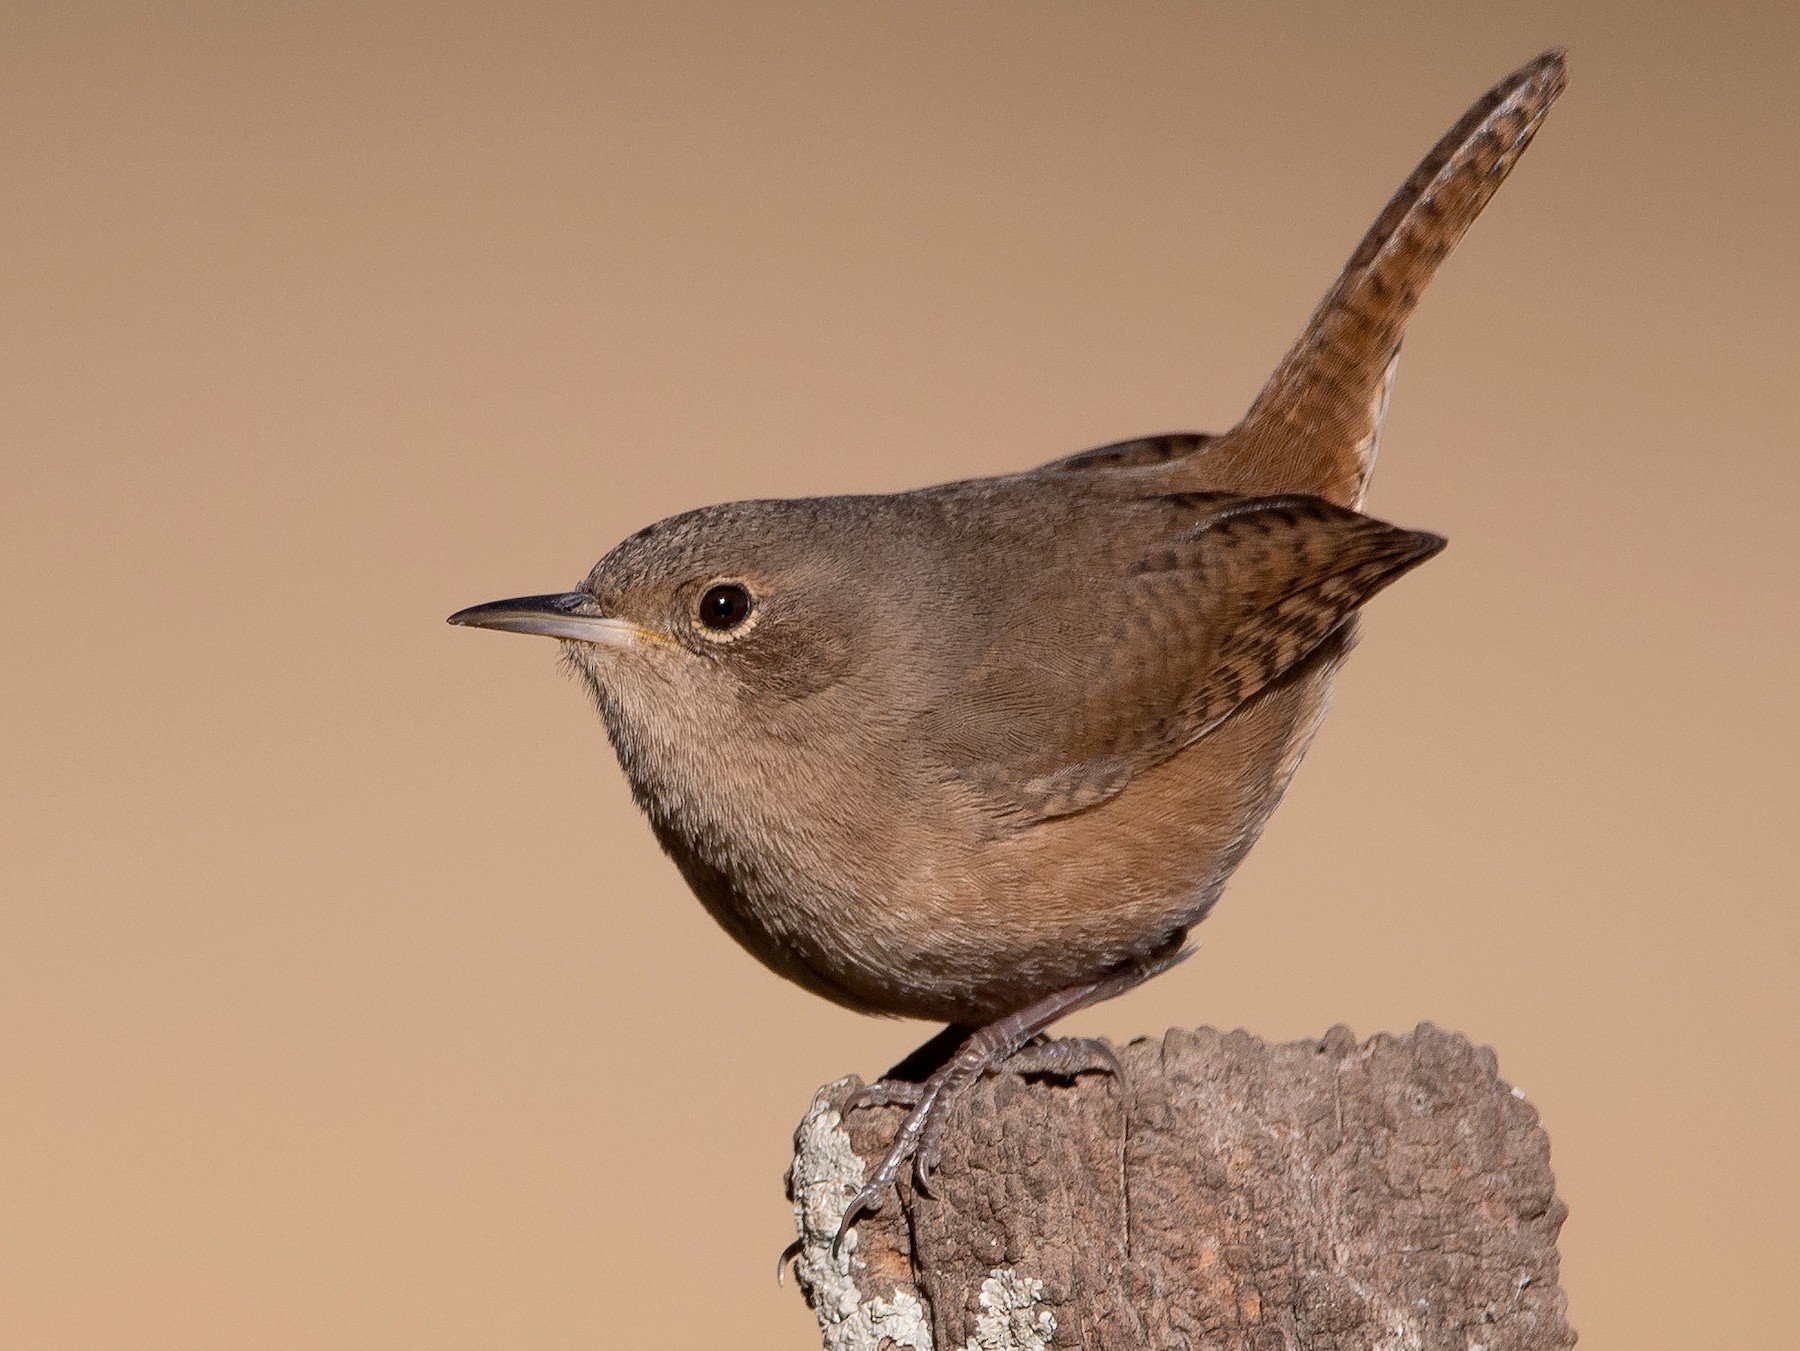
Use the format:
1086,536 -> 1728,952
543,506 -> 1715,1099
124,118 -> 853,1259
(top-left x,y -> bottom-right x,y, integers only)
450,50 -> 1567,1252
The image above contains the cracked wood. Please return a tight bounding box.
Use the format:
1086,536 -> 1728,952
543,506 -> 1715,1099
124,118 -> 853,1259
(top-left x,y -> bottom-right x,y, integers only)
788,1022 -> 1573,1351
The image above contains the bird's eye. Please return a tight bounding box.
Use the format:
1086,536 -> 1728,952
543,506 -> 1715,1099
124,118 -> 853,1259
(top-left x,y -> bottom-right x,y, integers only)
697,582 -> 754,633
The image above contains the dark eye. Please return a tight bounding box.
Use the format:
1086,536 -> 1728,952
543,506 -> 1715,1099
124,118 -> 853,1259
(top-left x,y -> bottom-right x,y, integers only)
698,582 -> 753,632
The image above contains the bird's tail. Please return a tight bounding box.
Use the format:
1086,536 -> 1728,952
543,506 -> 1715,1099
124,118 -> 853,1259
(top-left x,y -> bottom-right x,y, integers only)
1202,49 -> 1567,507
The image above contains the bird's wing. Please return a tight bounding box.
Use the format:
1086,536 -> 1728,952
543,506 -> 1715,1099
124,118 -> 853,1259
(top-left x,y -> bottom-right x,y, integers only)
932,492 -> 1443,830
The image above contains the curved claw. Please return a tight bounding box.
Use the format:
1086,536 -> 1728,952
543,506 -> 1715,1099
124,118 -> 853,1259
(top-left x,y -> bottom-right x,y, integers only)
775,1235 -> 804,1285
1084,1038 -> 1124,1078
913,1146 -> 938,1198
832,1184 -> 884,1259
909,1090 -> 961,1201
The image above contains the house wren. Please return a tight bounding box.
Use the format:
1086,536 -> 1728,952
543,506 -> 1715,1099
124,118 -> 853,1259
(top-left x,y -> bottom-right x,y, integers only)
452,51 -> 1566,1248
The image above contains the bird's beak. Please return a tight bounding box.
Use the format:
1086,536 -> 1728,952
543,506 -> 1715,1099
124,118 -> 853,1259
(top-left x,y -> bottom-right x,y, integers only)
447,592 -> 656,647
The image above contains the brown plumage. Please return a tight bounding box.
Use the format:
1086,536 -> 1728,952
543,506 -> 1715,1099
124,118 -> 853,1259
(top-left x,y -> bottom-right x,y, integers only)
451,50 -> 1567,1245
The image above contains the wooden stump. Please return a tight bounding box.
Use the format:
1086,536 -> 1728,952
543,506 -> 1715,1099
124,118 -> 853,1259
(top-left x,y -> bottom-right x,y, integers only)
787,1023 -> 1573,1350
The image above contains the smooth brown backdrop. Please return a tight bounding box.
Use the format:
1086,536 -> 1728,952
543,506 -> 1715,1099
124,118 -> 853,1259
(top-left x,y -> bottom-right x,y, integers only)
4,2 -> 1795,1346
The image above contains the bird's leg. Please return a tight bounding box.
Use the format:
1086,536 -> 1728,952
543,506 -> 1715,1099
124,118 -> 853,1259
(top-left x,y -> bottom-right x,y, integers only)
841,1022 -> 967,1113
833,938 -> 1190,1256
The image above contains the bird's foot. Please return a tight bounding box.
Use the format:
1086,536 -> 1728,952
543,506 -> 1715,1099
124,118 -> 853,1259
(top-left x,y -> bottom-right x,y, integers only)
832,1021 -> 1011,1256
830,941 -> 1188,1257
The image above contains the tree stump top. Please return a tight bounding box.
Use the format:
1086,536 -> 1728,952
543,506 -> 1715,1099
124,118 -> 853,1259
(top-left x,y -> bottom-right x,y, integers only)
788,1023 -> 1572,1350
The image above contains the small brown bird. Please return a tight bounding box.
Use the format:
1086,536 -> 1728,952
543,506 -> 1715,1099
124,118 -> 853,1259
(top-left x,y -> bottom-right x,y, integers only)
452,51 -> 1566,1248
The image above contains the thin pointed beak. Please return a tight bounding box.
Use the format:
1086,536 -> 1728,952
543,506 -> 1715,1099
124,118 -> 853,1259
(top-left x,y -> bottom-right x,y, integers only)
447,592 -> 655,647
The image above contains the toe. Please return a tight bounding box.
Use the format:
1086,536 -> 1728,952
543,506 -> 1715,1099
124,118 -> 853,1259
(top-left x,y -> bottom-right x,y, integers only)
844,1078 -> 927,1113
1004,1034 -> 1121,1079
831,1187 -> 884,1258
913,1146 -> 939,1198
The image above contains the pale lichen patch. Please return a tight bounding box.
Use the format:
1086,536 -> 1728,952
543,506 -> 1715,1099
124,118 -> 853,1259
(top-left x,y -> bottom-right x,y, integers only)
967,1269 -> 1056,1350
790,1084 -> 935,1351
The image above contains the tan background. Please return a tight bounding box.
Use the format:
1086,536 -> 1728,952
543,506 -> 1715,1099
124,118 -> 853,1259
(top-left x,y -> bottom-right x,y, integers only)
4,1 -> 1796,1346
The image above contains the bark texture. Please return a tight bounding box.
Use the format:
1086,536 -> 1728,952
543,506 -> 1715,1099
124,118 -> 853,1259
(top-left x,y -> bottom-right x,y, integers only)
787,1023 -> 1572,1351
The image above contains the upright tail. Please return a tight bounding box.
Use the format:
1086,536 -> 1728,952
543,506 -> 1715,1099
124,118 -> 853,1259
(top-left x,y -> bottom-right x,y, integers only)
1201,50 -> 1568,507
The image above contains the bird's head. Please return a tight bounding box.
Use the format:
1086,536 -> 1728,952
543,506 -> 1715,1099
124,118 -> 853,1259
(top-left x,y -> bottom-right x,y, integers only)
450,497 -> 922,785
